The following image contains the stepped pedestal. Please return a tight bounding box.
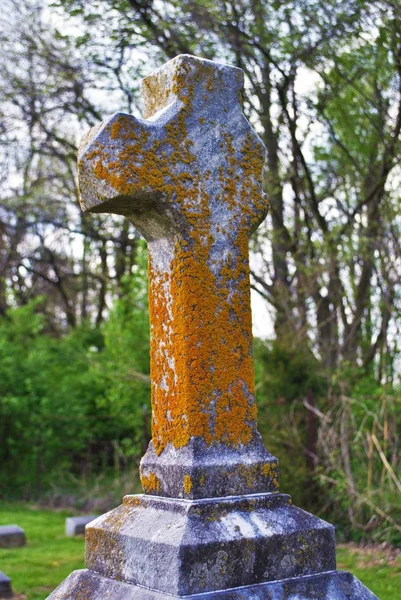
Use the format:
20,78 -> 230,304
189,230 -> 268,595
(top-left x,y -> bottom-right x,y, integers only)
48,488 -> 377,599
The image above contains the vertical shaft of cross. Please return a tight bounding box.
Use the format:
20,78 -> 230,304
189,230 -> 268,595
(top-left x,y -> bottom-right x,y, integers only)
147,230 -> 256,455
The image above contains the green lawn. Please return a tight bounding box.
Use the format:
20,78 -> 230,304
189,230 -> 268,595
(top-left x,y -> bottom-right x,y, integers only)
0,503 -> 85,600
0,503 -> 400,599
336,543 -> 401,600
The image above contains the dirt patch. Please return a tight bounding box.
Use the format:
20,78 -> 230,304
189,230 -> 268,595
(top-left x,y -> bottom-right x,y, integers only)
338,542 -> 401,569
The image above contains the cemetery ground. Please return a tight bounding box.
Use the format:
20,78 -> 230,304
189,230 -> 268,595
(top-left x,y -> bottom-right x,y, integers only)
0,502 -> 399,600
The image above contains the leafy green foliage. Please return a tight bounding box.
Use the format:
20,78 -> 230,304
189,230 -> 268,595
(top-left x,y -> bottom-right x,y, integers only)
254,339 -> 401,543
0,246 -> 150,499
0,300 -> 102,497
89,241 -> 151,460
254,339 -> 327,508
317,388 -> 401,545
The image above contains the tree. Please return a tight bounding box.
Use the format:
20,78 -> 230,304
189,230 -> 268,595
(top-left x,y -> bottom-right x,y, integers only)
0,0 -> 141,328
54,0 -> 401,378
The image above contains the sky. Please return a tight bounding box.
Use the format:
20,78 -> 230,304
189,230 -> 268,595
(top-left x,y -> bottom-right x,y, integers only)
251,289 -> 274,339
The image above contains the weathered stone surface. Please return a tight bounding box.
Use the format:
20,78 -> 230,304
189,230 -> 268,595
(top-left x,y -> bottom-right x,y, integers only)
65,516 -> 97,537
85,493 -> 335,595
0,525 -> 25,548
78,54 -> 269,498
47,568 -> 379,600
140,435 -> 279,499
0,571 -> 13,598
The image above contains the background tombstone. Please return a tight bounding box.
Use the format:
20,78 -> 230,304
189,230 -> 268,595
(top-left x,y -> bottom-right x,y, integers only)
47,55 -> 378,599
65,516 -> 97,537
0,526 -> 25,549
0,571 -> 13,599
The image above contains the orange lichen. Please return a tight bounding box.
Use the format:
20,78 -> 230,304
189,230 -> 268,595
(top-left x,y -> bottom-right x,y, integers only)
148,229 -> 258,452
82,59 -> 268,456
261,461 -> 277,476
183,475 -> 193,495
124,496 -> 142,507
140,472 -> 161,493
261,462 -> 279,489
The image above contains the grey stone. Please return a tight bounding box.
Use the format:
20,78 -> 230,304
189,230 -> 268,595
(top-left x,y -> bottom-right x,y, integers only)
65,516 -> 97,537
45,54 -> 379,600
140,436 -> 280,499
48,569 -> 379,600
0,571 -> 12,599
0,525 -> 25,548
84,493 -> 335,595
77,54 -> 270,496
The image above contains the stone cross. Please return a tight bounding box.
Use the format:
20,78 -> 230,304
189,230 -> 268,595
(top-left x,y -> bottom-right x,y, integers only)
47,55 -> 378,600
78,54 -> 279,499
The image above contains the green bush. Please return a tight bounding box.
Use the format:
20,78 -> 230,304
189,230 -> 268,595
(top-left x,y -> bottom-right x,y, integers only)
0,301 -> 102,497
317,392 -> 401,545
254,339 -> 401,544
0,245 -> 150,500
254,339 -> 327,509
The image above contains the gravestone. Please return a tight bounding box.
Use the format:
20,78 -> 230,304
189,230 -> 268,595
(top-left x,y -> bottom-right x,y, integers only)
47,55 -> 378,599
65,516 -> 97,537
0,571 -> 12,599
0,525 -> 25,548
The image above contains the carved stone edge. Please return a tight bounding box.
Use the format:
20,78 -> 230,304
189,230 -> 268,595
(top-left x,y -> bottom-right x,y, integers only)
140,437 -> 280,499
84,492 -> 336,595
46,568 -> 379,600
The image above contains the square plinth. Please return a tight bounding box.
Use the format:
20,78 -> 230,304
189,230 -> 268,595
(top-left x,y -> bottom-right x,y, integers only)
85,493 -> 336,596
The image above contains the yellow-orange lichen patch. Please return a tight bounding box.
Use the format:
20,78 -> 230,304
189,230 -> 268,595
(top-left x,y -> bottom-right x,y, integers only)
261,462 -> 279,489
149,231 -> 258,453
124,496 -> 142,507
140,472 -> 161,493
183,475 -> 193,495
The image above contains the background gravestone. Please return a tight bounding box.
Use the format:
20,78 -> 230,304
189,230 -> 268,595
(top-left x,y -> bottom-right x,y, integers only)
0,525 -> 25,549
47,55 -> 378,600
65,516 -> 97,537
0,571 -> 13,599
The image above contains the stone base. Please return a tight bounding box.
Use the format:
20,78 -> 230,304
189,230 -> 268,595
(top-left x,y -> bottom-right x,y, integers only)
47,568 -> 379,599
45,491 -> 378,600
140,436 -> 280,499
84,493 -> 336,596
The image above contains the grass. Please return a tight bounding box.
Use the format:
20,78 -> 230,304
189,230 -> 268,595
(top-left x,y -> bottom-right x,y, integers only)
0,503 -> 400,599
0,503 -> 85,600
336,543 -> 401,600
